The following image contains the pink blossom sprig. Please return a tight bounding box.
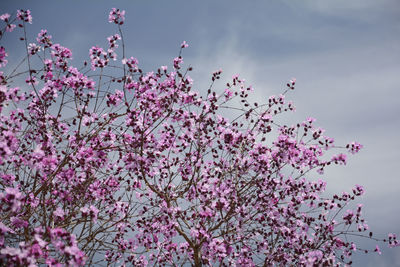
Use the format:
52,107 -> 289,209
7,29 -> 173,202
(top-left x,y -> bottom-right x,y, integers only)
16,9 -> 32,24
108,8 -> 125,25
0,13 -> 16,32
36,29 -> 52,48
0,46 -> 8,68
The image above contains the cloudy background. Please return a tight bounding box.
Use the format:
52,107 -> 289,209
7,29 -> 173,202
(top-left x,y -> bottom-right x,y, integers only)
2,0 -> 400,265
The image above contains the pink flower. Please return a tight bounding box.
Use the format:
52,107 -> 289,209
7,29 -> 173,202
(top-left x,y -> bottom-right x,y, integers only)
173,56 -> 183,69
106,90 -> 124,106
37,29 -> 52,47
121,57 -> 138,71
6,24 -> 16,32
51,44 -> 72,69
108,8 -> 125,25
342,209 -> 354,224
375,245 -> 382,255
0,13 -> 10,21
53,207 -> 65,220
25,76 -> 38,85
80,205 -> 99,222
1,187 -> 23,212
354,184 -> 365,196
181,40 -> 189,48
107,34 -> 121,48
28,43 -> 42,55
0,13 -> 16,31
89,46 -> 107,70
224,88 -> 233,99
0,46 -> 8,68
347,141 -> 363,154
287,77 -> 296,89
16,9 -> 33,24
332,153 -> 347,165
89,205 -> 99,221
0,221 -> 14,234
11,217 -> 28,228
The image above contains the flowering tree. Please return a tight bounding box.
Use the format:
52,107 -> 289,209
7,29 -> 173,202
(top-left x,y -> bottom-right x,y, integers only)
0,8 -> 398,266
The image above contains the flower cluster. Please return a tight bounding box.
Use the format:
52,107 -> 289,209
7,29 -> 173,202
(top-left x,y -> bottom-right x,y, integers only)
347,141 -> 363,154
36,29 -> 52,48
0,13 -> 16,32
108,8 -> 125,25
51,44 -> 72,70
16,9 -> 32,24
89,46 -> 107,70
0,47 -> 7,68
107,34 -> 120,61
122,56 -> 139,72
27,43 -> 41,55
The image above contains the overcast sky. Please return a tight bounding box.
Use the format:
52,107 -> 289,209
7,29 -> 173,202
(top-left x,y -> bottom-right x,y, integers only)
2,1 -> 400,266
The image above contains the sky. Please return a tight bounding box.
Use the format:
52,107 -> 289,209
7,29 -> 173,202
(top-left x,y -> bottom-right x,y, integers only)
1,0 -> 400,266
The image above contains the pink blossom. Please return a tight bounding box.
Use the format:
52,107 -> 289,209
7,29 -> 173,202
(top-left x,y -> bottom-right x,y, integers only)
0,13 -> 10,21
6,23 -> 16,32
173,56 -> 183,69
53,207 -> 65,220
16,9 -> 32,24
10,217 -> 28,228
36,29 -> 52,47
332,153 -> 347,165
0,46 -> 8,68
0,221 -> 14,234
28,43 -> 42,55
224,88 -> 233,99
181,40 -> 189,48
375,245 -> 382,255
89,46 -> 107,70
108,8 -> 125,25
347,141 -> 363,154
122,56 -> 138,71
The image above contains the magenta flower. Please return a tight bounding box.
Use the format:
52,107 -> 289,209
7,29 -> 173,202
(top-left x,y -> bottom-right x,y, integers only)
6,23 -> 16,32
0,46 -> 8,68
16,9 -> 32,24
173,56 -> 183,69
89,46 -> 107,70
122,56 -> 139,72
27,43 -> 42,55
0,13 -> 10,21
347,141 -> 363,154
10,217 -> 28,228
332,153 -> 347,165
1,187 -> 23,213
0,221 -> 14,235
224,88 -> 233,99
375,245 -> 382,255
108,8 -> 125,25
36,29 -> 52,47
181,40 -> 189,48
53,207 -> 65,220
